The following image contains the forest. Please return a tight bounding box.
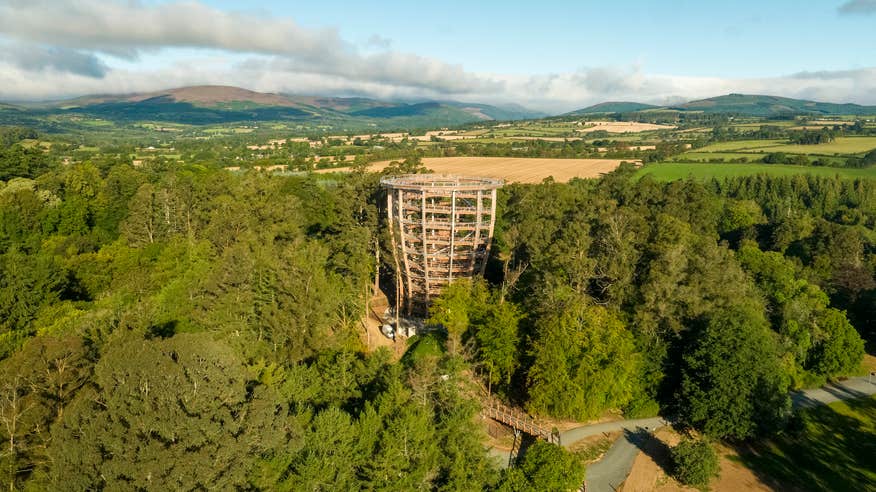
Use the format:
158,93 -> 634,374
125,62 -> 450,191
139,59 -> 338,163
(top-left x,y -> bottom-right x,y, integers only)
0,125 -> 873,490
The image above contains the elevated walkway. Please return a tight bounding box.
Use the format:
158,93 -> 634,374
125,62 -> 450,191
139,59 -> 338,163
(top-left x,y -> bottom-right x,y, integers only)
481,397 -> 561,445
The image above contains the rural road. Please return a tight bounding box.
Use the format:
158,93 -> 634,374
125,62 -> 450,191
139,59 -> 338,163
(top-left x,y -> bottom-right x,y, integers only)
791,375 -> 876,408
584,427 -> 654,492
581,375 -> 876,492
485,375 -> 876,489
485,416 -> 666,470
560,416 -> 666,447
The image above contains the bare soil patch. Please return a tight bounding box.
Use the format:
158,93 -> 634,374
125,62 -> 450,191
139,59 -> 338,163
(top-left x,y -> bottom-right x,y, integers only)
621,428 -> 770,492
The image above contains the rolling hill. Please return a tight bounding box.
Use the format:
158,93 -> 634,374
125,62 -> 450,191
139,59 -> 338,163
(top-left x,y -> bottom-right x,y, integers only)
672,94 -> 876,116
567,94 -> 876,117
60,86 -> 306,109
7,85 -> 543,128
565,101 -> 660,115
0,102 -> 23,111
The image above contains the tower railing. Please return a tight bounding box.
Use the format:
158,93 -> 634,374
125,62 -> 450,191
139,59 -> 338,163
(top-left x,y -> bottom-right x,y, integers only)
382,174 -> 502,315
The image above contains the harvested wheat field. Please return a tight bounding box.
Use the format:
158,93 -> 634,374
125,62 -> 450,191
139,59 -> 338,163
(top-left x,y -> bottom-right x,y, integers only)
509,136 -> 585,142
316,157 -> 633,183
576,121 -> 676,133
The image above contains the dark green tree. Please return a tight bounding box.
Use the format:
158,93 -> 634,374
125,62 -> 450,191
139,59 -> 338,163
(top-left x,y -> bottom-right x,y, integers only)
497,441 -> 585,492
527,288 -> 640,420
47,332 -> 282,490
677,306 -> 791,439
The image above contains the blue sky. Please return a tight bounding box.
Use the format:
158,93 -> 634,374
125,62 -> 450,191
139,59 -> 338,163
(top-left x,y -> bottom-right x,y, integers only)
1,0 -> 875,112
200,0 -> 875,76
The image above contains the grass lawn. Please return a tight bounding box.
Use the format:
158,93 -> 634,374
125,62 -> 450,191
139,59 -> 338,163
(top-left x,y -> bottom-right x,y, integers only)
77,118 -> 114,127
17,139 -> 52,149
736,395 -> 876,491
491,128 -> 574,137
635,163 -> 876,181
678,152 -> 847,166
696,139 -> 786,152
745,136 -> 876,155
678,151 -> 769,162
454,137 -> 517,144
695,137 -> 876,155
401,332 -> 446,366
584,135 -> 645,143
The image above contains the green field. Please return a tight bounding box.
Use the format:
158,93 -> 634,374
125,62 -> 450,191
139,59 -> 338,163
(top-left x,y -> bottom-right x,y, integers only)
635,163 -> 876,181
746,136 -> 876,155
678,151 -> 769,162
697,137 -> 876,155
696,139 -> 785,152
738,396 -> 876,491
730,121 -> 797,129
678,151 -> 847,166
487,122 -> 579,138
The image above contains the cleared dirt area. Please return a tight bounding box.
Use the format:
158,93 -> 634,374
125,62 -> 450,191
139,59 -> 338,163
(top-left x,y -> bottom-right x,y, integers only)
576,121 -> 676,133
621,428 -> 770,492
315,157 -> 632,183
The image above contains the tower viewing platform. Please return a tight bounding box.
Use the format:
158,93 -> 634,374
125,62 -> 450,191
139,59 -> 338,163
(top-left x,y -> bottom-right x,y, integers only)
382,174 -> 503,315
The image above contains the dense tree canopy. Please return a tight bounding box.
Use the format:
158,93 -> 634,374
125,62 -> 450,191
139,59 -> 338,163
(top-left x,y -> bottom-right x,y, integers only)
0,128 -> 872,489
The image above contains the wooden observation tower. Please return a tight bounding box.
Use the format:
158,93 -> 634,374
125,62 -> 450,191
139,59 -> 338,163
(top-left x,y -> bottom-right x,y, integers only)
382,174 -> 503,315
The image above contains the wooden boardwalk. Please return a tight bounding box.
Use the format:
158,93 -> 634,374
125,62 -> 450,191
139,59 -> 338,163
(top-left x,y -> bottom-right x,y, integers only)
482,398 -> 561,445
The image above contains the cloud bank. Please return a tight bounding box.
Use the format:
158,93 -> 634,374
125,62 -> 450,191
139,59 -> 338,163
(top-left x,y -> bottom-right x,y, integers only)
0,0 -> 875,113
0,0 -> 497,95
838,0 -> 876,14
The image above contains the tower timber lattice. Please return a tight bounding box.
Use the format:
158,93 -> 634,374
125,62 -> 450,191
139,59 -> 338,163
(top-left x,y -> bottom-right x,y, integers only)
382,174 -> 503,315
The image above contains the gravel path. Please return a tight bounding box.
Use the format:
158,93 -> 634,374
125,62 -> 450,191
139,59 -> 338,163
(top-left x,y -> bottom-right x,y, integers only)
559,417 -> 666,448
791,376 -> 876,409
579,375 -> 876,492
485,375 -> 876,490
584,427 -> 653,492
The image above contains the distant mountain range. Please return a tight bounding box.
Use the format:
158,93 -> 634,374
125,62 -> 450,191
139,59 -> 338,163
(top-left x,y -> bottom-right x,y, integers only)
3,85 -> 545,128
565,101 -> 660,115
567,94 -> 876,117
4,87 -> 876,132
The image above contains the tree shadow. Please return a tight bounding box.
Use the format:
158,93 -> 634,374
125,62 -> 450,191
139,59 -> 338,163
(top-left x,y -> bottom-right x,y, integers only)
511,433 -> 539,467
821,383 -> 869,402
623,427 -> 673,476
791,383 -> 869,410
732,396 -> 876,491
146,320 -> 177,339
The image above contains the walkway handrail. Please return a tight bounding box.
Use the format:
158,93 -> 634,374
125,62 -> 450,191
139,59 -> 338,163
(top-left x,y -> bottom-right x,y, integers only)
482,398 -> 561,445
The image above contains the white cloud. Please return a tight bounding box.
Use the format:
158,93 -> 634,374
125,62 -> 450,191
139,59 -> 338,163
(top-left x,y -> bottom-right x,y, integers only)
0,1 -> 875,112
0,0 -> 497,94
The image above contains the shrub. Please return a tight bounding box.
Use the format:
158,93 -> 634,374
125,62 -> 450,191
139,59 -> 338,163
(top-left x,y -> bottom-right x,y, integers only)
762,152 -> 788,164
671,438 -> 719,488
